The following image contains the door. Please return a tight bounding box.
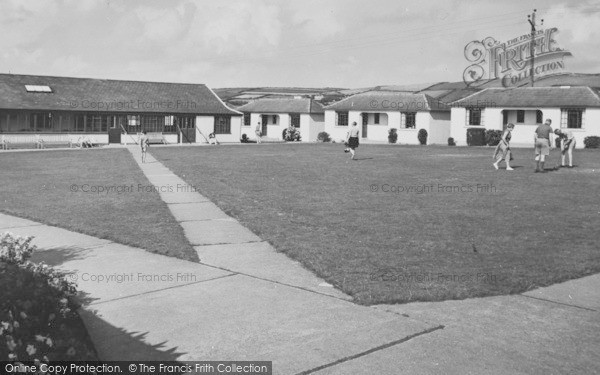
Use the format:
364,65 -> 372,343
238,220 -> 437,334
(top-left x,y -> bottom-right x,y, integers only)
502,110 -> 508,130
261,115 -> 268,136
362,113 -> 368,138
108,118 -> 121,143
178,117 -> 196,143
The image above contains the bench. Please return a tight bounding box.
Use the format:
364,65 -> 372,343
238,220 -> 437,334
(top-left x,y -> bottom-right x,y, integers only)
146,132 -> 166,144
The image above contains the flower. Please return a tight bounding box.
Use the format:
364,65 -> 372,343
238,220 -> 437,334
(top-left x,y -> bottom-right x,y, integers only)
13,321 -> 19,329
66,347 -> 76,356
26,344 -> 37,356
45,338 -> 53,347
8,353 -> 17,360
7,339 -> 17,351
20,311 -> 27,319
35,335 -> 46,342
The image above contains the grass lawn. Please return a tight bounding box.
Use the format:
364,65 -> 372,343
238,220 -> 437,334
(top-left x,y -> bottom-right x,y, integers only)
0,149 -> 198,262
151,143 -> 600,304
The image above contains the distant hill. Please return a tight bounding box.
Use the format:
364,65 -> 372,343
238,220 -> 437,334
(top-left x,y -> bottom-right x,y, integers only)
215,73 -> 600,108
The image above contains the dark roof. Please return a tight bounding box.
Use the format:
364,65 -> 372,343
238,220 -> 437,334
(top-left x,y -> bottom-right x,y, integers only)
236,98 -> 324,114
0,74 -> 240,115
452,87 -> 600,108
324,91 -> 450,112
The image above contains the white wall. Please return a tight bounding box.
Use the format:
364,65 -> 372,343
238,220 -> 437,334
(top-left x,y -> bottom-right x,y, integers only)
301,113 -> 325,142
196,116 -> 214,143
428,111 -> 451,145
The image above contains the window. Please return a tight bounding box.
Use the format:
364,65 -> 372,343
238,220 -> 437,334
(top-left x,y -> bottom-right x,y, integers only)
165,116 -> 174,126
272,115 -> 278,125
561,108 -> 585,129
29,113 -> 53,131
141,116 -> 161,132
466,108 -> 482,126
516,110 -> 525,123
176,116 -> 195,129
25,85 -> 52,93
336,111 -> 348,126
127,115 -> 140,126
536,110 -> 543,124
290,114 -> 300,128
374,113 -> 380,124
86,115 -> 108,132
243,113 -> 251,126
214,115 -> 231,134
401,112 -> 416,129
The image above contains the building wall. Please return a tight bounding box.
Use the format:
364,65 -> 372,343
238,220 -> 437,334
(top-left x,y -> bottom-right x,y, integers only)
302,113 -> 325,142
428,111 -> 451,145
325,110 -> 450,145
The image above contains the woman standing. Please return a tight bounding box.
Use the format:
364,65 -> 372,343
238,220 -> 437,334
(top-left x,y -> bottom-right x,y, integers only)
255,122 -> 262,144
493,123 -> 514,170
534,119 -> 553,172
140,131 -> 149,163
345,121 -> 360,160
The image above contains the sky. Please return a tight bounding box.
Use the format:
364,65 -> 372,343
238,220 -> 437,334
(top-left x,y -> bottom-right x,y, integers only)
0,0 -> 598,88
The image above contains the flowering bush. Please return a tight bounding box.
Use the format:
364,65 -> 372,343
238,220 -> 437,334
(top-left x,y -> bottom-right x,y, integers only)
0,232 -> 97,362
388,129 -> 398,144
317,132 -> 331,142
282,127 -> 301,142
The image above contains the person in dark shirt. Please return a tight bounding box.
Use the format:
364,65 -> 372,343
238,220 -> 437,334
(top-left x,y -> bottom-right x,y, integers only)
534,119 -> 553,172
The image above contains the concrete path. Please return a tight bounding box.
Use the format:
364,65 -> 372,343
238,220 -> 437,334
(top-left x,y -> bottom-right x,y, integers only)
3,212 -> 598,374
1,146 -> 597,374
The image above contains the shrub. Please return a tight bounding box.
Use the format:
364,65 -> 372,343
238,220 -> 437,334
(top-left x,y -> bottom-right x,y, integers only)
317,132 -> 331,142
466,128 -> 486,146
283,127 -> 301,142
417,129 -> 428,145
0,232 -> 97,362
388,129 -> 398,144
485,130 -> 503,146
240,134 -> 249,143
584,136 -> 600,148
448,137 -> 456,146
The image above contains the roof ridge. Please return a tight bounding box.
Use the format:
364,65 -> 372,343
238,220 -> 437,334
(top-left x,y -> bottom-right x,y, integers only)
452,88 -> 491,104
585,86 -> 600,104
0,73 -> 208,87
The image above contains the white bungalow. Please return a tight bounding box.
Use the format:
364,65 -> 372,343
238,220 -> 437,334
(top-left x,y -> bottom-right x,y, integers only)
323,91 -> 451,145
450,86 -> 600,148
236,98 -> 325,142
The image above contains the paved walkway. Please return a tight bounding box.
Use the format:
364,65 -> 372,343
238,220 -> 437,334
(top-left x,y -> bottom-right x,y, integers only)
1,146 -> 597,374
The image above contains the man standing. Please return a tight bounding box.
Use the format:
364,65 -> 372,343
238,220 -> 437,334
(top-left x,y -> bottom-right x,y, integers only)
554,128 -> 576,168
534,119 -> 554,172
255,122 -> 262,144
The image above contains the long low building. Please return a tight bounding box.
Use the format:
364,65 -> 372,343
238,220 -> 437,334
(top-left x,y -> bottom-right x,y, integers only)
0,74 -> 241,145
450,86 -> 600,148
323,91 -> 451,145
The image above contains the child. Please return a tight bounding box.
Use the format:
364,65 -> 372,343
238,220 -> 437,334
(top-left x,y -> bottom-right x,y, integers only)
493,123 -> 514,170
208,132 -> 218,145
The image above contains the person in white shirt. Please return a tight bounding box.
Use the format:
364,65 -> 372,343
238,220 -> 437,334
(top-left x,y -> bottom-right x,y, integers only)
554,128 -> 576,168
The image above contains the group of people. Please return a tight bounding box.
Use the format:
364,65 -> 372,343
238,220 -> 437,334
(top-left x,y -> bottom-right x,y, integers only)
493,119 -> 576,172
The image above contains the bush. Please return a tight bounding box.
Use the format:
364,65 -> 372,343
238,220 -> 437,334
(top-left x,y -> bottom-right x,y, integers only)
584,136 -> 600,148
317,132 -> 331,142
388,129 -> 398,144
283,127 -> 301,142
0,232 -> 97,362
485,130 -> 503,146
241,134 -> 249,143
466,128 -> 486,146
448,137 -> 456,146
418,129 -> 428,145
